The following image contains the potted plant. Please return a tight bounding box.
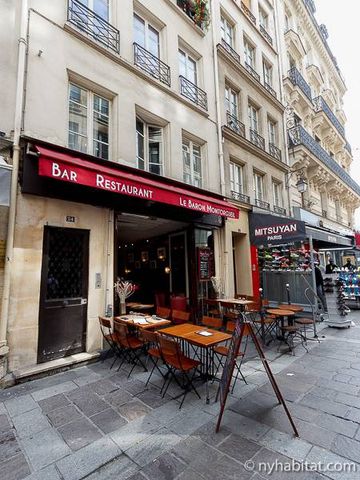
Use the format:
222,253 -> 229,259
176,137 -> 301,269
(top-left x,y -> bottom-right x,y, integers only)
114,278 -> 136,315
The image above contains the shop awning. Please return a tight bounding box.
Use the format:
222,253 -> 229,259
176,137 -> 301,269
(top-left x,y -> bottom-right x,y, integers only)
0,163 -> 12,206
306,226 -> 354,247
249,213 -> 306,246
35,145 -> 239,219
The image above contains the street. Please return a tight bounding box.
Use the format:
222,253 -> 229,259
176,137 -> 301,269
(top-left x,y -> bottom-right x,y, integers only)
1,316 -> 360,479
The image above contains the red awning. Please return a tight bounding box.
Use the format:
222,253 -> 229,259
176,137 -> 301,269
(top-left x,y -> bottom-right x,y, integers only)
35,145 -> 239,219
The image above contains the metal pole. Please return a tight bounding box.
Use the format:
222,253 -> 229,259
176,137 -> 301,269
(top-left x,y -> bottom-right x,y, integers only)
309,235 -> 318,336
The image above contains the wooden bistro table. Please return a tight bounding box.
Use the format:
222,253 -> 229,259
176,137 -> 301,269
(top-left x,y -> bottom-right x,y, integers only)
160,324 -> 232,403
266,308 -> 298,351
279,304 -> 304,314
114,314 -> 171,330
217,298 -> 254,312
126,302 -> 155,313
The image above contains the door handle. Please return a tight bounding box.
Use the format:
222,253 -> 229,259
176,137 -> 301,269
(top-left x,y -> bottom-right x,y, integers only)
81,298 -> 87,305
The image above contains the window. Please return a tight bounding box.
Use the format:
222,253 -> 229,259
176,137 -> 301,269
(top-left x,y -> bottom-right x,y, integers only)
248,103 -> 258,132
179,49 -> 197,84
68,83 -> 109,160
136,118 -> 163,175
80,0 -> 109,20
244,39 -> 255,68
259,8 -> 268,29
288,54 -> 296,70
230,162 -> 243,194
221,16 -> 234,47
263,61 -> 273,86
133,14 -> 159,58
182,138 -> 202,187
254,173 -> 264,200
273,182 -> 282,207
268,119 -> 276,144
225,86 -> 238,118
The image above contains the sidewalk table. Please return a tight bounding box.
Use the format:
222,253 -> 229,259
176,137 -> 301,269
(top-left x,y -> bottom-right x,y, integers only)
278,304 -> 304,313
114,314 -> 171,330
160,324 -> 232,403
266,308 -> 300,353
217,298 -> 254,313
126,303 -> 155,312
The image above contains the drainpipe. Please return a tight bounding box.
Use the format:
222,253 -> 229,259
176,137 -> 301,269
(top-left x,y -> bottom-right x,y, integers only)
273,0 -> 292,217
0,0 -> 29,355
210,0 -> 229,293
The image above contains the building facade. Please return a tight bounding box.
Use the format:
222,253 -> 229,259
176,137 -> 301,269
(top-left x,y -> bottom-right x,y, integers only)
0,0 -> 358,378
278,0 -> 360,237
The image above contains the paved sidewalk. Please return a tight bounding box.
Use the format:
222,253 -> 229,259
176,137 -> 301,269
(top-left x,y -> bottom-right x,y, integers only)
1,316 -> 360,479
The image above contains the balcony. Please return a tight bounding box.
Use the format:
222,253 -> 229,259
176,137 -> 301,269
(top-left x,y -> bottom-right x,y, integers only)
313,96 -> 345,138
264,81 -> 276,98
288,67 -> 312,103
269,143 -> 282,162
288,125 -> 360,197
274,205 -> 286,215
260,25 -> 273,46
231,191 -> 250,204
176,0 -> 209,30
255,198 -> 270,210
241,1 -> 256,25
220,39 -> 241,65
322,209 -> 327,218
245,63 -> 260,83
68,0 -> 120,53
226,112 -> 245,138
134,43 -> 171,87
250,129 -> 265,151
345,141 -> 352,154
179,76 -> 208,110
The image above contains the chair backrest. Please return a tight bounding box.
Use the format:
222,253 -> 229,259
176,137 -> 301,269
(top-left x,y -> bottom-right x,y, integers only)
226,320 -> 236,333
113,321 -> 127,341
172,310 -> 190,324
140,329 -> 158,344
201,315 -> 222,329
99,316 -> 111,330
158,335 -> 179,360
156,306 -> 171,319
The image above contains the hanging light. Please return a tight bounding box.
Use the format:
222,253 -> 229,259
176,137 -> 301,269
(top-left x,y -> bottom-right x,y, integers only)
296,176 -> 308,194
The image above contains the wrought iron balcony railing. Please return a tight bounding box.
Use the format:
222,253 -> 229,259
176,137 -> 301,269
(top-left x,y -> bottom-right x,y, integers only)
274,205 -> 286,215
313,96 -> 345,138
231,191 -> 250,204
260,25 -> 273,46
245,62 -> 260,82
255,198 -> 270,210
269,143 -> 282,161
220,39 -> 241,64
322,209 -> 327,218
264,81 -> 276,98
179,76 -> 208,110
288,125 -> 360,197
68,0 -> 120,53
241,1 -> 256,25
288,67 -> 312,103
134,43 -> 171,87
226,112 -> 245,138
250,129 -> 265,150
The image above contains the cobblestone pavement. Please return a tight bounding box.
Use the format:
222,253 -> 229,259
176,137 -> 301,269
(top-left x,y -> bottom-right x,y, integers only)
1,315 -> 360,479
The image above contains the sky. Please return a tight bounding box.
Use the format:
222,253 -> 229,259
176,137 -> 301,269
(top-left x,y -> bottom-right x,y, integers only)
313,0 -> 360,229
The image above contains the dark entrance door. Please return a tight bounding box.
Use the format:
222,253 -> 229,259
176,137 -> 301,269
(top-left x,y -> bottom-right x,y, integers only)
38,226 -> 89,363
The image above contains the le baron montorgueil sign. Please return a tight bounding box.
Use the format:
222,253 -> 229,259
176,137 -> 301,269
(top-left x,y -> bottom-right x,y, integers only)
36,146 -> 239,219
249,213 -> 306,246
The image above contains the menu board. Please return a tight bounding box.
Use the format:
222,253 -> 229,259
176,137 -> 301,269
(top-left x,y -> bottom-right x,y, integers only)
198,247 -> 213,281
